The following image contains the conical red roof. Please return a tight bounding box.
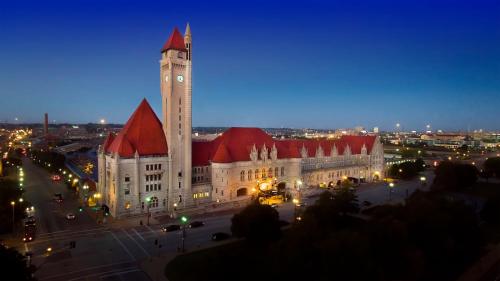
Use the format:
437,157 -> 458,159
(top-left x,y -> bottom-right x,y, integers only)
161,27 -> 187,52
107,99 -> 168,157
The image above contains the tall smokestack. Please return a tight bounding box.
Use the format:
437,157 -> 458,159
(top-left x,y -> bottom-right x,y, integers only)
44,113 -> 49,136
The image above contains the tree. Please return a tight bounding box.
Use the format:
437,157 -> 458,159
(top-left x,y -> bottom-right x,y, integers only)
0,179 -> 29,233
0,245 -> 36,281
433,161 -> 478,191
332,187 -> 359,216
484,157 -> 500,178
480,197 -> 500,225
231,203 -> 281,244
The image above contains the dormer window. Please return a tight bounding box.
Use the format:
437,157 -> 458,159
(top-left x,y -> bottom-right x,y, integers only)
177,52 -> 184,59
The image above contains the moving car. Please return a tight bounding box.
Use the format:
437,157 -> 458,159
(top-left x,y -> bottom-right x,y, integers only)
24,216 -> 36,227
161,224 -> 181,232
23,225 -> 36,242
188,221 -> 204,228
211,232 -> 231,241
51,175 -> 61,181
66,213 -> 76,220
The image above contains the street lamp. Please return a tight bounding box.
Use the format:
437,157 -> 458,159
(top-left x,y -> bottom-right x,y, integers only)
180,216 -> 188,252
145,197 -> 151,225
388,183 -> 395,201
10,201 -> 15,233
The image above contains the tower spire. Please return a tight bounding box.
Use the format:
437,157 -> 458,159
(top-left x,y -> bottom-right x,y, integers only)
185,22 -> 191,38
184,22 -> 192,61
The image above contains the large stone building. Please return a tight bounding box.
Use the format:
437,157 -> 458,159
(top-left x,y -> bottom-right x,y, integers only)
97,24 -> 384,218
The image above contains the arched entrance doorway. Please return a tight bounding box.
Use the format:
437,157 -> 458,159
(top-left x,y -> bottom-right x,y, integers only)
236,188 -> 247,197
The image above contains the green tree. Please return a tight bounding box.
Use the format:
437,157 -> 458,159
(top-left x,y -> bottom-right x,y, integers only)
480,197 -> 500,225
0,245 -> 36,281
332,186 -> 360,216
433,161 -> 478,191
231,203 -> 281,244
484,157 -> 500,178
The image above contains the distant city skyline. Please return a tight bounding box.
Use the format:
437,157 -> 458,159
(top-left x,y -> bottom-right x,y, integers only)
0,0 -> 499,131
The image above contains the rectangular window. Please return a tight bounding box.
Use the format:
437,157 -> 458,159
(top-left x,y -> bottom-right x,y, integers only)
146,185 -> 149,192
146,165 -> 150,171
158,184 -> 161,191
124,184 -> 130,195
125,176 -> 130,182
159,164 -> 162,170
178,182 -> 181,189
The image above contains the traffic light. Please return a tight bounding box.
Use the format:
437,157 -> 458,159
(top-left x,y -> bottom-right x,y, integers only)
181,216 -> 188,223
78,207 -> 83,212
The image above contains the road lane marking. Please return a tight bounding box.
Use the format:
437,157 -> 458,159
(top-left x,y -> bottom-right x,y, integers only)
145,224 -> 155,234
122,229 -> 151,258
38,261 -> 135,280
110,231 -> 135,261
132,228 -> 145,241
65,267 -> 140,281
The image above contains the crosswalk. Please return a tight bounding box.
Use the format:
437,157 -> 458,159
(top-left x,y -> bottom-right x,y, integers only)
32,221 -> 229,281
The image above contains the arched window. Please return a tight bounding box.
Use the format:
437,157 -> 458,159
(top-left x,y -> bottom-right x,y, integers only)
240,170 -> 245,182
255,169 -> 259,179
268,168 -> 273,178
274,167 -> 279,177
150,196 -> 159,208
262,168 -> 266,179
281,167 -> 285,176
248,170 -> 252,181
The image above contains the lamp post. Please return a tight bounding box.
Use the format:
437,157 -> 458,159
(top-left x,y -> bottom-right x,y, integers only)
11,201 -> 15,232
180,216 -> 188,252
388,183 -> 395,201
146,197 -> 151,226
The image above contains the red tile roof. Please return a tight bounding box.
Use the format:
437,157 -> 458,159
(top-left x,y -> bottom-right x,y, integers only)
191,128 -> 377,165
106,99 -> 168,158
161,27 -> 187,52
212,143 -> 232,163
102,133 -> 115,151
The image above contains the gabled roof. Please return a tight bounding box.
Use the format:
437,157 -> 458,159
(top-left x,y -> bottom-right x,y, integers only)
161,27 -> 187,52
106,99 -> 168,158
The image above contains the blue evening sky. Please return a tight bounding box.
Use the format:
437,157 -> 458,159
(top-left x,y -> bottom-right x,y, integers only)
0,0 -> 499,131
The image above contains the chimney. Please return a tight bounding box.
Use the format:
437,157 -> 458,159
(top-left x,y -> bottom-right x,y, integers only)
44,113 -> 49,136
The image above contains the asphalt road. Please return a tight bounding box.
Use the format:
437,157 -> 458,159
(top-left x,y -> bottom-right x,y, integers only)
21,157 -> 97,235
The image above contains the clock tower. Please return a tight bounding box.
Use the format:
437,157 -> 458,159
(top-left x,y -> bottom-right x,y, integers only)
160,24 -> 193,208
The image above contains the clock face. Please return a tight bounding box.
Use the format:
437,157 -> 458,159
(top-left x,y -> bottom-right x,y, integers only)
177,75 -> 184,83
164,75 -> 168,82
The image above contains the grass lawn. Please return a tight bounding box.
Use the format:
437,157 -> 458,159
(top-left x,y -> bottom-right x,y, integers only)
464,181 -> 500,199
165,240 -> 268,281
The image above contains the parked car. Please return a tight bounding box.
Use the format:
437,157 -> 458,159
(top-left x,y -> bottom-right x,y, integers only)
188,221 -> 205,228
362,200 -> 372,207
211,232 -> 231,241
66,213 -> 76,220
279,220 -> 290,228
53,193 -> 63,202
161,224 -> 181,232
